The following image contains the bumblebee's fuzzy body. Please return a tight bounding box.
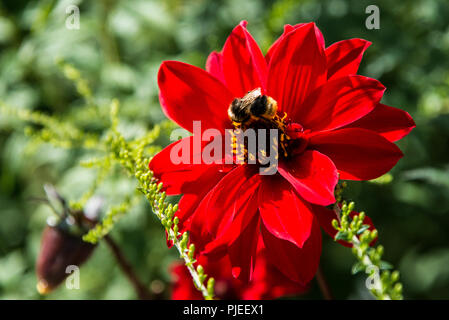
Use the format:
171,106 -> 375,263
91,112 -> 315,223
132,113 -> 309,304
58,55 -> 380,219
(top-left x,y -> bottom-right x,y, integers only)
228,88 -> 278,129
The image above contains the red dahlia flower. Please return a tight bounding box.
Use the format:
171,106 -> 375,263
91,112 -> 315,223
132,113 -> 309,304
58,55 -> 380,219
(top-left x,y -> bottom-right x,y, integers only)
150,22 -> 415,285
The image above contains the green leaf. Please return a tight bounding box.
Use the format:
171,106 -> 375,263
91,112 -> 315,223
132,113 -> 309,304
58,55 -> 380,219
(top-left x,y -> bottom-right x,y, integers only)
357,224 -> 371,235
335,231 -> 349,241
379,261 -> 394,270
351,262 -> 365,275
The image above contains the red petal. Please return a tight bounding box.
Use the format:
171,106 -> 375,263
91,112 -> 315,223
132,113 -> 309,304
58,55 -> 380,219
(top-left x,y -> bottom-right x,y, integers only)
190,166 -> 260,252
158,61 -> 233,132
258,176 -> 314,248
326,39 -> 371,80
311,205 -> 340,239
227,214 -> 260,282
265,24 -> 305,63
243,246 -> 309,299
343,103 -> 415,142
188,191 -> 215,252
309,128 -> 404,180
175,187 -> 221,232
278,150 -> 338,206
267,23 -> 327,120
149,136 -> 226,195
165,229 -> 174,249
204,182 -> 260,256
205,166 -> 260,239
222,21 -> 268,97
261,217 -> 322,285
205,51 -> 226,84
170,262 -> 203,300
299,75 -> 385,132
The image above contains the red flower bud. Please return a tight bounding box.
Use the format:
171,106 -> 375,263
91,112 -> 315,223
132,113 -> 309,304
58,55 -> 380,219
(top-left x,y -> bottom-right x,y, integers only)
36,225 -> 96,294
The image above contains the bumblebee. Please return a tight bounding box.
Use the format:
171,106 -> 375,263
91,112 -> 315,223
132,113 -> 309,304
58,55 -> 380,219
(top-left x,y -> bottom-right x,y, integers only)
228,88 -> 278,128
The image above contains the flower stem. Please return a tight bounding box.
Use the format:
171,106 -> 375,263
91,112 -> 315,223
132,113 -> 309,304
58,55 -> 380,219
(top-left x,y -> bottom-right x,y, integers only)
316,266 -> 333,300
104,235 -> 152,300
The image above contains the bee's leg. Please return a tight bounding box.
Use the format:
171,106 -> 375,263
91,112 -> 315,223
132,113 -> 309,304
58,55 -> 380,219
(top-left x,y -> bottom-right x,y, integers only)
281,112 -> 288,121
271,114 -> 287,132
279,133 -> 289,158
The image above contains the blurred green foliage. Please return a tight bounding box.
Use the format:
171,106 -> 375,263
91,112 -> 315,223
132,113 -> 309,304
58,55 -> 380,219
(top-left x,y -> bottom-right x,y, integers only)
0,0 -> 448,299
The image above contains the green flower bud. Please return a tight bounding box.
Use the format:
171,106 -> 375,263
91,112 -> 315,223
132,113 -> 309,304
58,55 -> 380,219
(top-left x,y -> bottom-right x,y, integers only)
207,277 -> 215,298
391,270 -> 400,283
188,244 -> 195,260
173,225 -> 179,236
393,282 -> 403,293
358,211 -> 365,221
331,219 -> 340,230
197,265 -> 204,275
348,202 -> 355,212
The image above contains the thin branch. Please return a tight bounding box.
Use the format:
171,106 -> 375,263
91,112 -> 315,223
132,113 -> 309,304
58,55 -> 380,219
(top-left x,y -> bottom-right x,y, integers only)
104,235 -> 152,300
316,266 -> 333,300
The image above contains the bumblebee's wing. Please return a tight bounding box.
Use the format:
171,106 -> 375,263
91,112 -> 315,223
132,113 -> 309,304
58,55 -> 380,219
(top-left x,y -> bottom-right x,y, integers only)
245,88 -> 262,100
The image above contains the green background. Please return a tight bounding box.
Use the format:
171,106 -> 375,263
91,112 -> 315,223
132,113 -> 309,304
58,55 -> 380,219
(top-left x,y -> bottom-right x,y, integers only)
0,0 -> 448,299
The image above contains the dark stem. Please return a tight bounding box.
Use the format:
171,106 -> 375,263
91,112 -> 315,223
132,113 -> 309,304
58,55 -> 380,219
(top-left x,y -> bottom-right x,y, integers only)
104,235 -> 152,300
316,266 -> 333,300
